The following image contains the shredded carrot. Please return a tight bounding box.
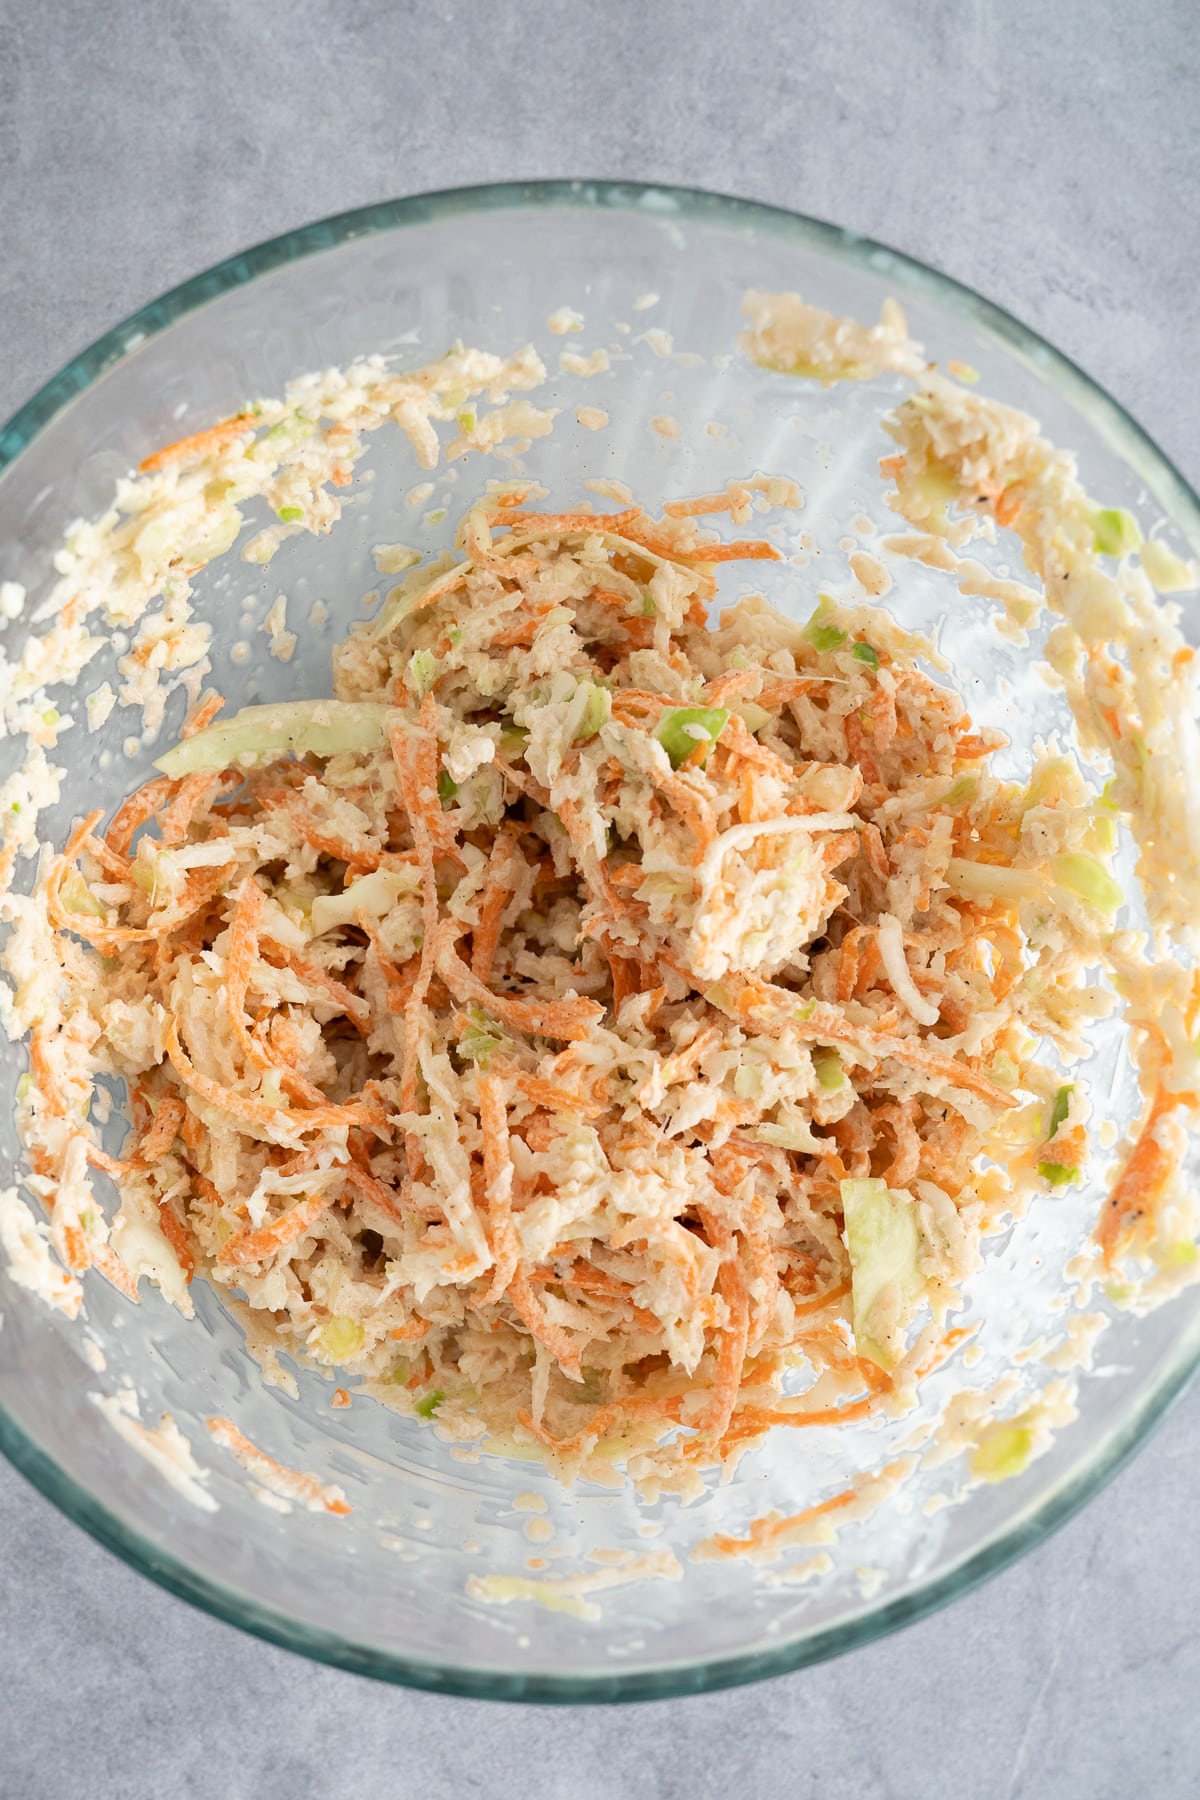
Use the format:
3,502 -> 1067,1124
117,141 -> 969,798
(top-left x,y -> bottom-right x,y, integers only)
89,1241 -> 141,1301
165,1019 -> 383,1131
139,413 -> 256,475
28,1029 -> 66,1116
205,1416 -> 351,1513
662,492 -> 735,519
695,1251 -> 750,1450
342,1159 -> 408,1227
514,1073 -> 605,1118
157,1200 -> 195,1282
1097,1088 -> 1186,1267
497,507 -> 640,536
517,1394 -> 686,1459
699,1485 -> 858,1560
181,691 -> 225,738
994,484 -> 1025,528
477,1071 -> 519,1305
137,1094 -> 187,1163
688,539 -> 782,564
86,1143 -> 137,1179
721,1393 -> 879,1437
471,829 -> 519,983
508,1270 -> 583,1381
436,923 -> 604,1043
216,1190 -> 332,1268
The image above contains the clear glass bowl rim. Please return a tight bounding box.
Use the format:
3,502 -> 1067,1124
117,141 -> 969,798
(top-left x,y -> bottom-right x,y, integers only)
2,177 -> 1199,1704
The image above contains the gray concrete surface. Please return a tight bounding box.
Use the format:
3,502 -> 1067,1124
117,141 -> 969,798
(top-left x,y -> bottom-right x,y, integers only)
1,2 -> 1198,1795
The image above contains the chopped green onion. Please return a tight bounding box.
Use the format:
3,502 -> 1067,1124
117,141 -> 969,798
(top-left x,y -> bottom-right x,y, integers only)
437,770 -> 458,803
1036,1161 -> 1079,1189
811,1046 -> 845,1092
851,641 -> 879,670
1047,1084 -> 1073,1138
803,596 -> 847,652
1051,851 -> 1123,915
654,706 -> 729,769
415,1389 -> 444,1419
277,505 -> 304,523
1092,507 -> 1140,559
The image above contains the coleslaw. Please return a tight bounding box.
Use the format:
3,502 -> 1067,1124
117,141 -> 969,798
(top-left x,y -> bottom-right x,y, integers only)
3,302 -> 1198,1502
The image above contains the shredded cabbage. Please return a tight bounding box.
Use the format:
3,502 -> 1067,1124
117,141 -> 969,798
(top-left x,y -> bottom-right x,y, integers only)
841,1178 -> 925,1371
155,701 -> 394,777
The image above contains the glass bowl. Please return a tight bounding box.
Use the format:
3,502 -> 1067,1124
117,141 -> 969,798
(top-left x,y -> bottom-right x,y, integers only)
1,181 -> 1198,1703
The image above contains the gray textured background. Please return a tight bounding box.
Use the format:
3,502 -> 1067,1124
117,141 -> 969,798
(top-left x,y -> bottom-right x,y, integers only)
1,3 -> 1198,1796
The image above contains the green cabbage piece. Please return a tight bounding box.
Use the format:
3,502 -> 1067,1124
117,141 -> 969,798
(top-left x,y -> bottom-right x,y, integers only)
60,871 -> 107,918
1036,1160 -> 1079,1189
1140,537 -> 1196,593
970,1418 -> 1034,1483
941,775 -> 979,808
1047,1084 -> 1073,1138
851,641 -> 879,670
276,504 -> 304,523
437,770 -> 458,802
654,706 -> 729,769
573,680 -> 611,743
406,648 -> 440,698
1092,507 -> 1141,558
733,1062 -> 763,1099
811,1046 -> 845,1092
155,701 -> 393,778
415,1389 -> 444,1419
841,1177 -> 925,1371
1051,851 -> 1123,915
734,700 -> 772,735
318,1316 -> 365,1361
802,597 -> 847,652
